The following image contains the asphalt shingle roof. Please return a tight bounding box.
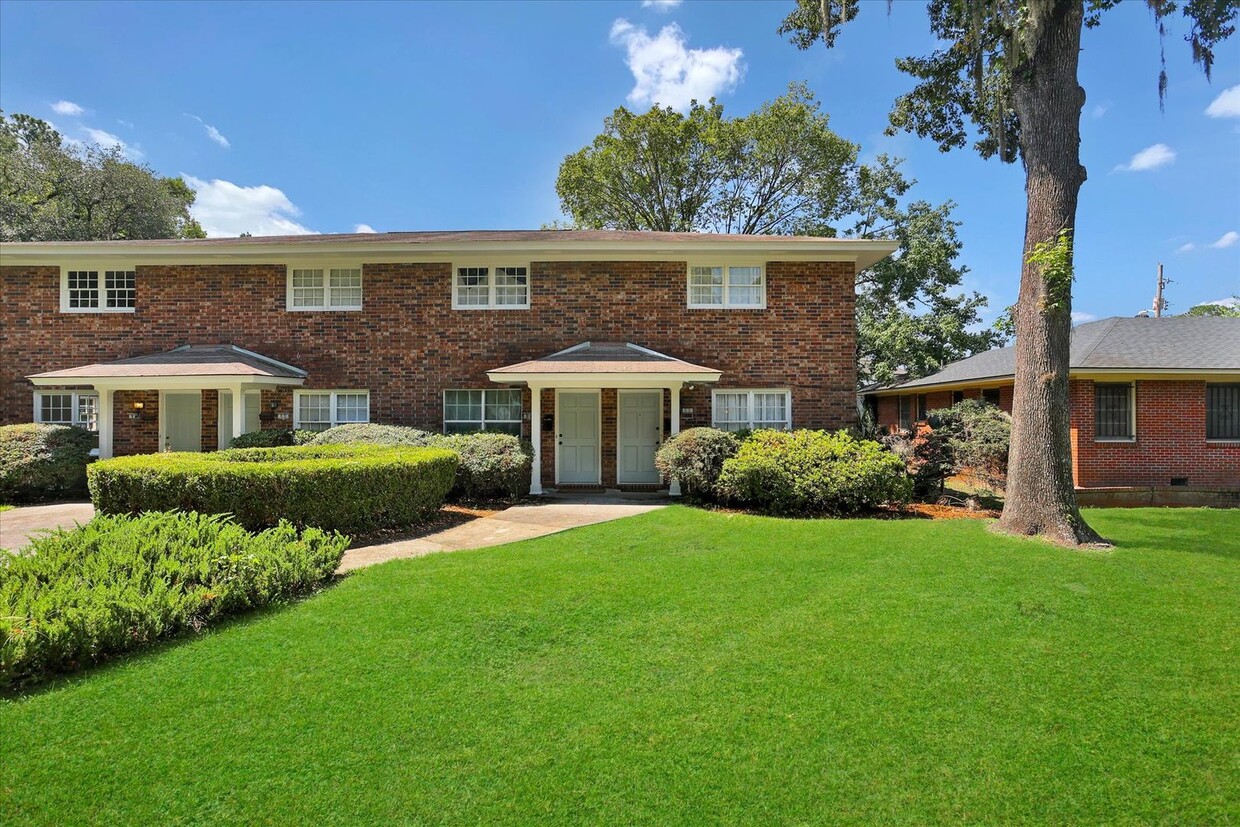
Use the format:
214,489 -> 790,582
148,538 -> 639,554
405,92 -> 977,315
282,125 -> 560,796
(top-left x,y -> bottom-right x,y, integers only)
28,345 -> 306,380
889,316 -> 1240,390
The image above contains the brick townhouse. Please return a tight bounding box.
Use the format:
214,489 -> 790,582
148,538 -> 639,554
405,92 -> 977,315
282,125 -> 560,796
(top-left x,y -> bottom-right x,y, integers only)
0,230 -> 896,495
866,316 -> 1240,504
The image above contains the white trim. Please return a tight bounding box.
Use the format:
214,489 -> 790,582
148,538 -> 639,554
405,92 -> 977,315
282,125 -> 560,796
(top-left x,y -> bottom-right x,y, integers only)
686,263 -> 767,310
285,264 -> 363,312
616,388 -> 663,485
28,374 -> 304,390
218,389 -> 262,450
58,265 -> 137,314
554,389 -> 602,486
32,390 -> 100,431
450,261 -> 531,310
159,390 -> 203,453
292,389 -> 370,431
711,388 -> 793,431
486,372 -> 719,389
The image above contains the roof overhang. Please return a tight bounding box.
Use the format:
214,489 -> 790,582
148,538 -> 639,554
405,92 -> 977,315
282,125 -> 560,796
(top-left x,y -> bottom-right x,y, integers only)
488,372 -> 721,389
27,374 -> 305,391
487,341 -> 722,388
865,367 -> 1240,395
26,344 -> 307,390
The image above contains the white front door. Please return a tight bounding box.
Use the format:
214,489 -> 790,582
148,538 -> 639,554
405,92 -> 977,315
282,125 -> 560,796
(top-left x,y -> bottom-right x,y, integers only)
163,392 -> 202,452
618,391 -> 662,484
557,392 -> 600,484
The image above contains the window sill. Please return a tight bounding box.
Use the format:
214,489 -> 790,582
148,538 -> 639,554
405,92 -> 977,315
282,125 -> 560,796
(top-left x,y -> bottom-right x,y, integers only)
59,307 -> 136,314
1205,439 -> 1240,445
1094,437 -> 1136,444
687,305 -> 767,311
287,306 -> 363,312
451,304 -> 531,311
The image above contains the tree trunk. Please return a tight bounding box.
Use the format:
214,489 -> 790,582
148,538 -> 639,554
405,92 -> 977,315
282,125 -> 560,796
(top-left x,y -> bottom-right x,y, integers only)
995,0 -> 1105,545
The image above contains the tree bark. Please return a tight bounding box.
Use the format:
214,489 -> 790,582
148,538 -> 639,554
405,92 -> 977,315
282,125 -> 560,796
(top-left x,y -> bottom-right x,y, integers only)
995,0 -> 1105,545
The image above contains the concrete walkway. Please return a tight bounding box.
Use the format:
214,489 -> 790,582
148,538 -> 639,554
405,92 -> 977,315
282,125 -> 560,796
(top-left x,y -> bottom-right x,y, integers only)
0,501 -> 96,550
0,497 -> 665,569
338,498 -> 665,572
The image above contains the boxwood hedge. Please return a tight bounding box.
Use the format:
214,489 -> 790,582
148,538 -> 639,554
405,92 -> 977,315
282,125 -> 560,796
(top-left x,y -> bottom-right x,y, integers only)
0,423 -> 95,504
1,511 -> 348,688
87,444 -> 458,533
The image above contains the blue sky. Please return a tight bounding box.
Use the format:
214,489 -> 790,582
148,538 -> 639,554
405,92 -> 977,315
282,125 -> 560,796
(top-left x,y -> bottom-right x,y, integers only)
2,0 -> 1237,322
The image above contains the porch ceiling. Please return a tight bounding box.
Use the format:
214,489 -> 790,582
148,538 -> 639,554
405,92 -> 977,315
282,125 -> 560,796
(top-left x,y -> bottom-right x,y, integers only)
27,344 -> 306,390
485,341 -> 722,388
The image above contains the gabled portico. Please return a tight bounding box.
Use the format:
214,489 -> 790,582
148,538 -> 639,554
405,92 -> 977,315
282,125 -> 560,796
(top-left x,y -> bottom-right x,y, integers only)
486,342 -> 722,496
27,345 -> 305,458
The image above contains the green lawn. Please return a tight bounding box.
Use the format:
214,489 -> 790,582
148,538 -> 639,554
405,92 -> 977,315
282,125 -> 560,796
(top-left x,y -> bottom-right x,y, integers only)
2,507 -> 1237,825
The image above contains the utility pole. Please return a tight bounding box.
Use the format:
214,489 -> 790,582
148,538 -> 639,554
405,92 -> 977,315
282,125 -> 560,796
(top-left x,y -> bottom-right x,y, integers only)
1153,263 -> 1169,318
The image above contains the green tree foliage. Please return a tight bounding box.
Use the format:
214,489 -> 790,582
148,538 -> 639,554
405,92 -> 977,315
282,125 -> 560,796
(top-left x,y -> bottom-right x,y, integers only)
556,85 -> 1003,384
1182,299 -> 1240,317
0,111 -> 206,241
779,0 -> 1235,545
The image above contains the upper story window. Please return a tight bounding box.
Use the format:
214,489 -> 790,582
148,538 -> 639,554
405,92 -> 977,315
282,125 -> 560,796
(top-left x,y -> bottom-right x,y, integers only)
293,390 -> 370,431
443,389 -> 523,435
712,389 -> 791,432
1095,382 -> 1135,441
34,391 -> 99,431
453,265 -> 530,309
287,266 -> 363,311
1206,384 -> 1240,441
61,267 -> 136,313
687,265 -> 765,309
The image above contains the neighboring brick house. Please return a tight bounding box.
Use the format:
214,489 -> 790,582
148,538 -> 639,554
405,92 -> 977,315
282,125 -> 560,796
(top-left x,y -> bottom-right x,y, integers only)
866,317 -> 1240,504
0,230 -> 896,495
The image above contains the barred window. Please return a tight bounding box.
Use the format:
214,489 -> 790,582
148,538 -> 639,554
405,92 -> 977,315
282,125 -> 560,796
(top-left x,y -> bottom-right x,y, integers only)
1095,383 -> 1135,440
1206,384 -> 1240,441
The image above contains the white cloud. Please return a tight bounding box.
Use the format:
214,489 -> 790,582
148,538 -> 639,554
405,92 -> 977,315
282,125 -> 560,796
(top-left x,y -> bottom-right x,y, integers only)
1090,102 -> 1109,119
1209,230 -> 1238,249
1113,143 -> 1175,172
81,127 -> 143,159
609,19 -> 744,112
51,100 -> 84,116
1205,84 -> 1240,118
1177,242 -> 1195,253
1207,296 -> 1240,308
1071,312 -> 1097,324
354,223 -> 378,234
641,0 -> 682,10
116,119 -> 134,129
182,175 -> 314,237
186,114 -> 230,148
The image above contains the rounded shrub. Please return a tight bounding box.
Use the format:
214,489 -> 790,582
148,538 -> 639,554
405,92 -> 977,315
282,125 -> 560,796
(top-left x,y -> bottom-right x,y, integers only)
0,423 -> 96,504
436,433 -> 533,500
310,423 -> 438,446
87,444 -> 458,534
716,429 -> 912,515
654,427 -> 741,500
228,428 -> 316,449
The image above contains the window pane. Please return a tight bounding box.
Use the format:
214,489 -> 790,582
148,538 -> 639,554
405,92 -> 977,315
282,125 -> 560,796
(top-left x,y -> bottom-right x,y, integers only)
752,392 -> 788,429
456,267 -> 490,306
104,270 -> 136,308
328,268 -> 363,307
1095,384 -> 1132,438
1206,384 -> 1240,440
714,392 -> 748,430
484,389 -> 522,423
335,392 -> 369,424
689,266 -> 724,306
40,393 -> 73,425
483,421 -> 522,436
77,394 -> 99,431
727,266 -> 763,306
292,269 -> 325,308
67,270 -> 99,308
298,393 -> 332,431
444,390 -> 483,424
494,266 -> 528,306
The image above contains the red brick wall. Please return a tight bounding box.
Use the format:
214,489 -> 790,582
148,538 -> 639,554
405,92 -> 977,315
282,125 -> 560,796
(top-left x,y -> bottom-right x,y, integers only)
201,390 -> 218,452
113,390 -> 159,455
3,259 -> 856,483
1070,379 -> 1240,487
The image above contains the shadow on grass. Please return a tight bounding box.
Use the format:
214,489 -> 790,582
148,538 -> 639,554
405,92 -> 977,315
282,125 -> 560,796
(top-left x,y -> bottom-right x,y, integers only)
1,579 -> 344,702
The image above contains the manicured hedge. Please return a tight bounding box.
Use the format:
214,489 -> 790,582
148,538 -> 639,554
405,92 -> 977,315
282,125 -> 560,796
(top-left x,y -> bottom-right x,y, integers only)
716,429 -> 912,515
88,444 -> 458,533
227,428 -> 317,449
0,423 -> 95,504
654,427 -> 741,499
312,425 -> 533,500
0,511 -> 348,688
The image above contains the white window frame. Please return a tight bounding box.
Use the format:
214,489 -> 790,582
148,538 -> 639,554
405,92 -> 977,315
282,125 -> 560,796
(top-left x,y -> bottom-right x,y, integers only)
442,388 -> 524,434
285,265 -> 364,312
292,389 -> 370,431
59,266 -> 137,313
451,262 -> 531,310
711,388 -> 792,431
33,390 -> 100,431
686,263 -> 767,310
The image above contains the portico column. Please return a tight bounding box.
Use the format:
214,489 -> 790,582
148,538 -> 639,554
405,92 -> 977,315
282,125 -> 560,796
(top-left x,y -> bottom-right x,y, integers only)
669,383 -> 682,497
230,383 -> 245,442
529,385 -> 544,495
97,387 -> 114,459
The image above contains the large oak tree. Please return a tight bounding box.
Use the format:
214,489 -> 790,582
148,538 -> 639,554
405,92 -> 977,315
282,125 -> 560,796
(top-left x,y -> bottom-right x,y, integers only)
781,0 -> 1236,545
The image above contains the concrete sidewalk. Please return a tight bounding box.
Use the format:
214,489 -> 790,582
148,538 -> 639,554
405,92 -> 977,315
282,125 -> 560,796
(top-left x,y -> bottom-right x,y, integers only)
337,498 -> 665,572
0,502 -> 95,550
